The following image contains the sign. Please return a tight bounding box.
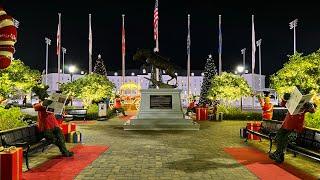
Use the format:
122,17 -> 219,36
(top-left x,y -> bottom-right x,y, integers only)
150,95 -> 172,109
46,93 -> 69,115
98,103 -> 107,117
286,86 -> 314,115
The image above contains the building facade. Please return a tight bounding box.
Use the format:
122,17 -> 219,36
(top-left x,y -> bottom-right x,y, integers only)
42,72 -> 266,107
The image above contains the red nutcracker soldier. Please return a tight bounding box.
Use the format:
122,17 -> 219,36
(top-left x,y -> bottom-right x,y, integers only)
269,92 -> 316,163
258,94 -> 273,120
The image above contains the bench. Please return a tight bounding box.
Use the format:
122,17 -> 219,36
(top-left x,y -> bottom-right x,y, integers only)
0,124 -> 51,170
65,109 -> 87,120
287,127 -> 320,162
245,120 -> 320,162
245,120 -> 283,152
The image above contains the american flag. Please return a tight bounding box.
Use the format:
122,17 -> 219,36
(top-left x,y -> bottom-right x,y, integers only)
56,23 -> 60,55
153,0 -> 159,40
122,18 -> 125,57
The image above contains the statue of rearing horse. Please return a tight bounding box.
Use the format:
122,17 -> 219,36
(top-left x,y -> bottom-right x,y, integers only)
133,49 -> 177,88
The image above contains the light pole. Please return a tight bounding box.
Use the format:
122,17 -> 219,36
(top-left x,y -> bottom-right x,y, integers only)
236,65 -> 245,111
256,39 -> 262,90
289,19 -> 298,54
45,37 -> 51,85
68,65 -> 76,106
62,47 -> 66,76
68,65 -> 76,82
241,48 -> 246,68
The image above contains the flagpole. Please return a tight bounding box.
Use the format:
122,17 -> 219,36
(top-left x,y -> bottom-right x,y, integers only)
256,39 -> 262,90
218,15 -> 222,75
89,14 -> 92,73
251,15 -> 255,109
122,14 -> 125,85
57,13 -> 61,87
187,14 -> 191,98
154,0 -> 159,84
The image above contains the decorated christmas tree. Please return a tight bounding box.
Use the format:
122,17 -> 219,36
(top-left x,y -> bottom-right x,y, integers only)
93,54 -> 107,76
199,54 -> 218,106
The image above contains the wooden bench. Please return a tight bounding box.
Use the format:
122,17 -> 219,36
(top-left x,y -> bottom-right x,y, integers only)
65,109 -> 87,120
0,124 -> 51,170
245,120 -> 282,152
287,127 -> 320,162
245,120 -> 320,162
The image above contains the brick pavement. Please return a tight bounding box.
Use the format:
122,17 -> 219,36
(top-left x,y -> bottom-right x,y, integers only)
74,118 -> 257,179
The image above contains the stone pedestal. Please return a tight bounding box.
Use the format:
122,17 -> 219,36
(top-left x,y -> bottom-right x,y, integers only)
123,89 -> 199,130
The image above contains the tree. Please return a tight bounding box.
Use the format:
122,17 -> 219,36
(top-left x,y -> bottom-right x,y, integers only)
207,72 -> 252,103
93,54 -> 107,76
60,73 -> 115,107
270,50 -> 320,95
199,54 -> 217,105
0,59 -> 40,102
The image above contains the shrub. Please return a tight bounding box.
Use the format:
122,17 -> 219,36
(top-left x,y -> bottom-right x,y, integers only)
305,109 -> 320,129
0,107 -> 28,131
86,104 -> 99,120
217,105 -> 262,121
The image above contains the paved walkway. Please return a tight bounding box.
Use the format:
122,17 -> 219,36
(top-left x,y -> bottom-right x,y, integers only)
25,114 -> 319,179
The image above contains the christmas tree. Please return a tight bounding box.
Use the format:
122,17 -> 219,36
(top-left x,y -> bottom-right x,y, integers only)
93,54 -> 107,76
199,54 -> 217,106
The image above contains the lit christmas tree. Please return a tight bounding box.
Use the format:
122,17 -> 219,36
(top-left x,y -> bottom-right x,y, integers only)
93,54 -> 107,76
199,54 -> 218,105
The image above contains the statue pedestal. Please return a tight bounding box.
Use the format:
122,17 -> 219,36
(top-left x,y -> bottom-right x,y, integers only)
123,89 -> 199,130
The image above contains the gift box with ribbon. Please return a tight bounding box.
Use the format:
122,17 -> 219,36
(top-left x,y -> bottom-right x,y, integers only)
196,107 -> 208,121
246,121 -> 262,140
67,131 -> 82,143
0,146 -> 23,180
60,123 -> 77,140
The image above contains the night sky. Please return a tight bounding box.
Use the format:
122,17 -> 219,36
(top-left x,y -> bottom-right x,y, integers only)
2,1 -> 320,83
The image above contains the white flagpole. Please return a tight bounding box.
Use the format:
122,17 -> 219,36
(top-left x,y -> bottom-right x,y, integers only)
57,13 -> 61,86
187,14 -> 191,98
218,15 -> 222,75
122,14 -> 125,85
154,0 -> 159,84
89,14 -> 92,73
256,39 -> 262,90
251,15 -> 256,109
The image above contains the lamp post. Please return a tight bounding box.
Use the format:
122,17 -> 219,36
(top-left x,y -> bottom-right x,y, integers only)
236,65 -> 245,111
45,37 -> 51,85
62,47 -> 66,76
68,65 -> 76,82
256,39 -> 262,90
68,65 -> 76,106
241,48 -> 246,68
289,19 -> 298,54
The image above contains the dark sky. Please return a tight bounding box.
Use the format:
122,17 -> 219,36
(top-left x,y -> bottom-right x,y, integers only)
2,1 -> 320,82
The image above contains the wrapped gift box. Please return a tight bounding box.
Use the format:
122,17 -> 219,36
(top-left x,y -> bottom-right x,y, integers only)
67,131 -> 82,143
246,122 -> 262,140
240,128 -> 247,138
196,107 -> 208,121
60,123 -> 77,140
0,147 -> 23,180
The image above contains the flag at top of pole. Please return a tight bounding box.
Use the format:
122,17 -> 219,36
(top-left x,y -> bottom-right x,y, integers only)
218,15 -> 222,75
251,15 -> 256,74
56,15 -> 61,56
154,0 -> 159,41
89,14 -> 92,73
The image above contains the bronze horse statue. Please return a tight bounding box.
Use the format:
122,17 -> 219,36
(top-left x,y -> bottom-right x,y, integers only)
133,49 -> 177,87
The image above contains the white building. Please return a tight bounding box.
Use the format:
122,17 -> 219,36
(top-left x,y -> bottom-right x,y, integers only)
42,72 -> 266,108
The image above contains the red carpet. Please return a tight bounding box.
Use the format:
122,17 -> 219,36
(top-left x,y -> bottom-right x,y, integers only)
119,115 -> 134,121
71,120 -> 96,125
23,145 -> 109,180
224,147 -> 316,180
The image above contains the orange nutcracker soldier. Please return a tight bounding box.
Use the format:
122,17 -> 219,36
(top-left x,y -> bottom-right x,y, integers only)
258,92 -> 273,120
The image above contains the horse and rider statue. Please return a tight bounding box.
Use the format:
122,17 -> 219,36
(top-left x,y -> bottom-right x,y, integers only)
133,49 -> 177,88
